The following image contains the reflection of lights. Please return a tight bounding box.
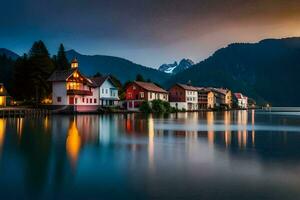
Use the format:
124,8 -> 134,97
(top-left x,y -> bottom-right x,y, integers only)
224,111 -> 231,147
17,118 -> 23,138
44,116 -> 49,130
66,120 -> 81,168
207,112 -> 214,145
0,119 -> 6,154
148,116 -> 155,170
237,110 -> 248,149
251,110 -> 255,147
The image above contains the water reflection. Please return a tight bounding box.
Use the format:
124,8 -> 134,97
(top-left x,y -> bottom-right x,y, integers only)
0,119 -> 6,156
66,119 -> 81,168
1,111 -> 300,199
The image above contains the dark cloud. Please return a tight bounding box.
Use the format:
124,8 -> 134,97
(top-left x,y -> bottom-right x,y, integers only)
1,0 -> 300,66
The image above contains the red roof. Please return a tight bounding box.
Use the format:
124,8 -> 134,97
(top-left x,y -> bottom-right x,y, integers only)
134,81 -> 167,93
175,83 -> 198,91
234,93 -> 247,99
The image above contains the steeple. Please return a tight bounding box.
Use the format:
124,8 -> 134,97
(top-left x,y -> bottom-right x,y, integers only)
71,58 -> 78,69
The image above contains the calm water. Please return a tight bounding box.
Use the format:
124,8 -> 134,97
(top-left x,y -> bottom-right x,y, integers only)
1,110 -> 300,199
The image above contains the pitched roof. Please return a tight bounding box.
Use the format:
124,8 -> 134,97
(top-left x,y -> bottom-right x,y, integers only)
90,76 -> 117,88
47,68 -> 77,81
48,68 -> 95,86
134,81 -> 167,93
175,83 -> 198,91
234,93 -> 247,99
214,88 -> 230,95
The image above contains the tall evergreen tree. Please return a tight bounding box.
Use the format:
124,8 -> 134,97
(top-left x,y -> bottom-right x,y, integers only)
136,74 -> 145,82
13,40 -> 55,103
56,44 -> 69,70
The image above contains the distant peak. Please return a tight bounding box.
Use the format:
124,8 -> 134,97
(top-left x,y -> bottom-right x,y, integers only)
158,58 -> 194,74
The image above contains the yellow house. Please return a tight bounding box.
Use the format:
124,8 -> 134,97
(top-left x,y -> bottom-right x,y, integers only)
225,90 -> 232,108
207,91 -> 215,109
0,84 -> 8,106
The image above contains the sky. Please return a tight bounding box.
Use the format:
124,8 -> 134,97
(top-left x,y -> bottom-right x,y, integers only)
1,0 -> 300,68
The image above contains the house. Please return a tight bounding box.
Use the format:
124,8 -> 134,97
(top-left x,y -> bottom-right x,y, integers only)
234,93 -> 248,109
197,87 -> 226,109
169,83 -> 198,110
48,58 -> 119,112
125,81 -> 168,111
214,88 -> 232,108
90,76 -> 119,106
0,83 -> 9,106
197,88 -> 212,109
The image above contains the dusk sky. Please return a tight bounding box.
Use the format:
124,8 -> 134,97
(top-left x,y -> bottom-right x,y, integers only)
1,0 -> 300,67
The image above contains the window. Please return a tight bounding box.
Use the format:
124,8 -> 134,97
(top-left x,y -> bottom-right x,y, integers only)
57,97 -> 61,102
82,98 -> 85,103
140,92 -> 144,98
102,88 -> 104,94
133,86 -> 136,90
106,89 -> 108,94
75,98 -> 78,104
90,99 -> 92,103
94,98 -> 97,103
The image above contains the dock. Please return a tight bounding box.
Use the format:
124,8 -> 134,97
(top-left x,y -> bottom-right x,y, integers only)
0,107 -> 51,118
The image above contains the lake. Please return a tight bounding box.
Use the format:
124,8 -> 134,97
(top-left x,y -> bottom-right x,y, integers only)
1,110 -> 300,199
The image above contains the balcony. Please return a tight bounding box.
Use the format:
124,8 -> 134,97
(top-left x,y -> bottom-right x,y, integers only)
67,89 -> 93,96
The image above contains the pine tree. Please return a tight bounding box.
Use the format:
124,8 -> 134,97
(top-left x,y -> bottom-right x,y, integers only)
14,40 -> 56,103
56,44 -> 69,70
136,74 -> 145,82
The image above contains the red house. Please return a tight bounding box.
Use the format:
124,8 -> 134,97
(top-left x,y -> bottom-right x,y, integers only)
125,81 -> 168,110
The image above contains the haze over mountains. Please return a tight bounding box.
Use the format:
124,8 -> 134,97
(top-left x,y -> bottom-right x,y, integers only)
1,37 -> 300,106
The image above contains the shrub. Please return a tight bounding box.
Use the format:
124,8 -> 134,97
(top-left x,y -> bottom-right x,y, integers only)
152,100 -> 166,113
140,101 -> 152,113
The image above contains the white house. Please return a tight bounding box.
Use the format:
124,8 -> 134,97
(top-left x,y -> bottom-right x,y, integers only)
234,93 -> 248,109
169,83 -> 198,111
48,59 -> 119,112
90,76 -> 119,106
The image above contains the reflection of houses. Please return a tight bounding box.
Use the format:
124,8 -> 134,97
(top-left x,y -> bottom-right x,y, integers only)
234,93 -> 248,109
169,83 -> 198,111
125,81 -> 168,111
0,83 -> 9,106
48,59 -> 119,112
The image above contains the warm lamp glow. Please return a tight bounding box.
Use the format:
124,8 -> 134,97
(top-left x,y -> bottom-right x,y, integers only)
66,120 -> 81,167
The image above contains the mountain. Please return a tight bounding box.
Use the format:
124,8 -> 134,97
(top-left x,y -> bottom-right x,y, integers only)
158,59 -> 194,74
0,48 -> 19,60
166,37 -> 300,106
66,50 -> 169,84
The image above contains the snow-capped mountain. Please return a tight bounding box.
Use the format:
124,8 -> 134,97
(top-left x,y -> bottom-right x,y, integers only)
158,59 -> 194,74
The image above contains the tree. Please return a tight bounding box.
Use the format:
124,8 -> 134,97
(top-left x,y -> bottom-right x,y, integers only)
136,74 -> 145,82
55,44 -> 69,70
13,41 -> 55,103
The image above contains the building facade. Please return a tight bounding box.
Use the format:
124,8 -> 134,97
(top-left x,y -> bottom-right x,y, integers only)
91,76 -> 119,106
234,93 -> 248,109
125,81 -> 168,111
0,83 -> 8,106
169,83 -> 198,110
48,59 -> 119,112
